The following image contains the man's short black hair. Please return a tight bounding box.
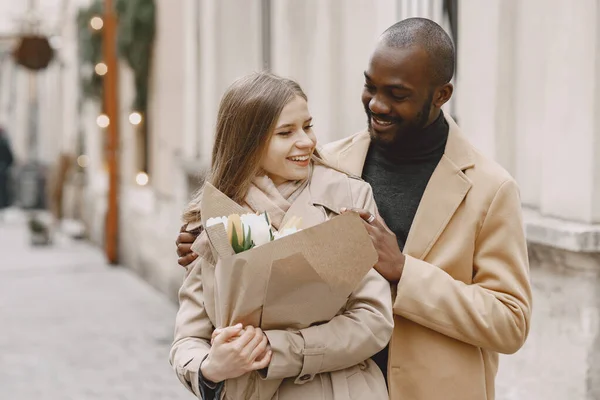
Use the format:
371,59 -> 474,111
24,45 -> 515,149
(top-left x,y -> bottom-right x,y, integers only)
381,18 -> 455,85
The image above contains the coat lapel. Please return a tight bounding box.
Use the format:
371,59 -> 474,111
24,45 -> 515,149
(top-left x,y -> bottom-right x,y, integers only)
333,130 -> 371,177
280,164 -> 356,230
333,114 -> 476,261
403,156 -> 472,260
403,116 -> 475,260
280,187 -> 326,231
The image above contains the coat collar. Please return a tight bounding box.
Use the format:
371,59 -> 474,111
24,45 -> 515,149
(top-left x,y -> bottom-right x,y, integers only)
334,113 -> 475,175
308,163 -> 353,211
279,163 -> 354,231
332,113 -> 476,261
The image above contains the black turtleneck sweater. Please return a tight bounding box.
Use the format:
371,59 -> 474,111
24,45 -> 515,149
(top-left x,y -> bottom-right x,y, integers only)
362,111 -> 449,383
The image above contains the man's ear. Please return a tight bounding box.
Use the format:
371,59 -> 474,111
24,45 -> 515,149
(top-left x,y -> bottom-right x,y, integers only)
434,83 -> 453,108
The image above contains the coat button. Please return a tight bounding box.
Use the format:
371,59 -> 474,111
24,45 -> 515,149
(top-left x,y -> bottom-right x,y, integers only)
299,374 -> 311,381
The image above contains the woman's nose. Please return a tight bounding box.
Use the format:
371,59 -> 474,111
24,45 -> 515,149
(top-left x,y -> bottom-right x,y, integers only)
295,131 -> 315,149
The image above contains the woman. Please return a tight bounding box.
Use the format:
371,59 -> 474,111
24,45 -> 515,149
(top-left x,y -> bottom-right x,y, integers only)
170,72 -> 392,400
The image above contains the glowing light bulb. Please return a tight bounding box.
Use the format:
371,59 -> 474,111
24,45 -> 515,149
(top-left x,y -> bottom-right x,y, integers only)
97,114 -> 110,128
95,62 -> 108,76
136,172 -> 149,186
77,155 -> 89,168
90,16 -> 104,30
129,112 -> 143,125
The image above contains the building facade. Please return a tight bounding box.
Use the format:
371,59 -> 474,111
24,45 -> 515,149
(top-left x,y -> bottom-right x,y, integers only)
114,0 -> 598,297
1,0 -> 598,296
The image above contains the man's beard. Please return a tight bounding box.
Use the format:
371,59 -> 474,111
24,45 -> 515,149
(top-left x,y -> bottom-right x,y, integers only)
366,94 -> 433,152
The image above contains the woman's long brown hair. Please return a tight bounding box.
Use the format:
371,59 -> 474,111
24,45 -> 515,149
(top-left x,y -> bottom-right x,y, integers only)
183,72 -> 308,223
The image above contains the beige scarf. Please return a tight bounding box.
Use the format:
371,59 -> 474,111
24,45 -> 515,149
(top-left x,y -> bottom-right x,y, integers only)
191,165 -> 311,262
243,166 -> 311,230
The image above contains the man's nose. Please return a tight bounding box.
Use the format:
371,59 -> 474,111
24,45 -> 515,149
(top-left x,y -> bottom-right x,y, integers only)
369,94 -> 391,115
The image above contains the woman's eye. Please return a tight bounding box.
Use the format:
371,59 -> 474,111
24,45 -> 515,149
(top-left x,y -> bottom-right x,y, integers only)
303,124 -> 313,131
277,131 -> 292,136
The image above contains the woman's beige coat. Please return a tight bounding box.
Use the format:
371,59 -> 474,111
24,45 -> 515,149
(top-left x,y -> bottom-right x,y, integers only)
170,164 -> 394,400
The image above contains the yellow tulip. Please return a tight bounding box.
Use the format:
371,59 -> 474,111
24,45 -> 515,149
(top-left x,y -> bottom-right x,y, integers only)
227,214 -> 244,247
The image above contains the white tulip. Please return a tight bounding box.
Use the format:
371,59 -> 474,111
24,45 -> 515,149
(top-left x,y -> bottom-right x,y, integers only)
206,216 -> 228,229
273,227 -> 300,240
240,213 -> 272,247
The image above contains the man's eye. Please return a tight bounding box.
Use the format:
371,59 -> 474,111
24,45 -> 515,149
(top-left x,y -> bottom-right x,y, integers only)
364,84 -> 376,92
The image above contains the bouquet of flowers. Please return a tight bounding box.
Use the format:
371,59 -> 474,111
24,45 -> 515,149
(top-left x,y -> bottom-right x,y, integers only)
205,213 -> 301,254
191,182 -> 378,399
193,182 -> 377,331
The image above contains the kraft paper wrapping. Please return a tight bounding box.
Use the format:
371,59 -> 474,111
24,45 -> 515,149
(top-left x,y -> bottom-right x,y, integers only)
191,182 -> 378,400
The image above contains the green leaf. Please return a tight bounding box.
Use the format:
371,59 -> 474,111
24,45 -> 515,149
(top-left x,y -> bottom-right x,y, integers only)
230,220 -> 255,253
263,212 -> 274,242
244,226 -> 254,250
230,224 -> 242,254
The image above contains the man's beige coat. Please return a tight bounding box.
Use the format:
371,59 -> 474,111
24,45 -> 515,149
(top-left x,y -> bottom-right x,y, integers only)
320,114 -> 532,400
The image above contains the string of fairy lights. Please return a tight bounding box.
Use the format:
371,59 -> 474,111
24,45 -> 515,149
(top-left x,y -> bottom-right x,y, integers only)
82,14 -> 149,186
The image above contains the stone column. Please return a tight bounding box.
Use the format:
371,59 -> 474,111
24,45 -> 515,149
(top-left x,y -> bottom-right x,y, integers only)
182,0 -> 200,161
196,0 -> 218,166
521,0 -> 600,259
271,0 -> 399,144
458,0 -> 600,257
455,0 -> 518,175
197,0 -> 263,163
58,6 -> 81,157
512,0 -> 546,209
538,0 -> 600,225
147,0 -> 185,198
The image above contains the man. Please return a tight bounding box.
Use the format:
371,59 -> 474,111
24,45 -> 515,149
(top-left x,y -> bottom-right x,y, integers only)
176,18 -> 532,400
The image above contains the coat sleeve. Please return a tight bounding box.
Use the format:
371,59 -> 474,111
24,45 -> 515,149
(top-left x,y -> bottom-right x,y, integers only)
261,180 -> 394,382
393,178 -> 532,354
262,269 -> 393,382
169,256 -> 214,397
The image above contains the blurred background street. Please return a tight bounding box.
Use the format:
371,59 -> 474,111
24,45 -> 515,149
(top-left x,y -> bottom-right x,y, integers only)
0,209 -> 188,399
0,0 -> 599,399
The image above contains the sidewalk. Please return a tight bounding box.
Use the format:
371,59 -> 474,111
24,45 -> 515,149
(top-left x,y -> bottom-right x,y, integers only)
0,210 -> 190,400
495,262 -> 600,400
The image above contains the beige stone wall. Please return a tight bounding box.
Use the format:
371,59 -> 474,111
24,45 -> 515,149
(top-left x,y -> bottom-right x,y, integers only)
458,0 -> 600,251
74,0 -> 600,295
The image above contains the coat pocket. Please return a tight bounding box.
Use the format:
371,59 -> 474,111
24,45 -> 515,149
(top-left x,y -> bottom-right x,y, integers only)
343,360 -> 387,400
346,364 -> 370,400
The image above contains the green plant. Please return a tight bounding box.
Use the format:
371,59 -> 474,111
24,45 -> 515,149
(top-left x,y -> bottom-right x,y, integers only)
76,0 -> 155,116
76,0 -> 104,101
116,0 -> 155,114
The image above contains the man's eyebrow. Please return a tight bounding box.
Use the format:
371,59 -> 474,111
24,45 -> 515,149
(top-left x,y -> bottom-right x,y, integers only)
364,72 -> 412,91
